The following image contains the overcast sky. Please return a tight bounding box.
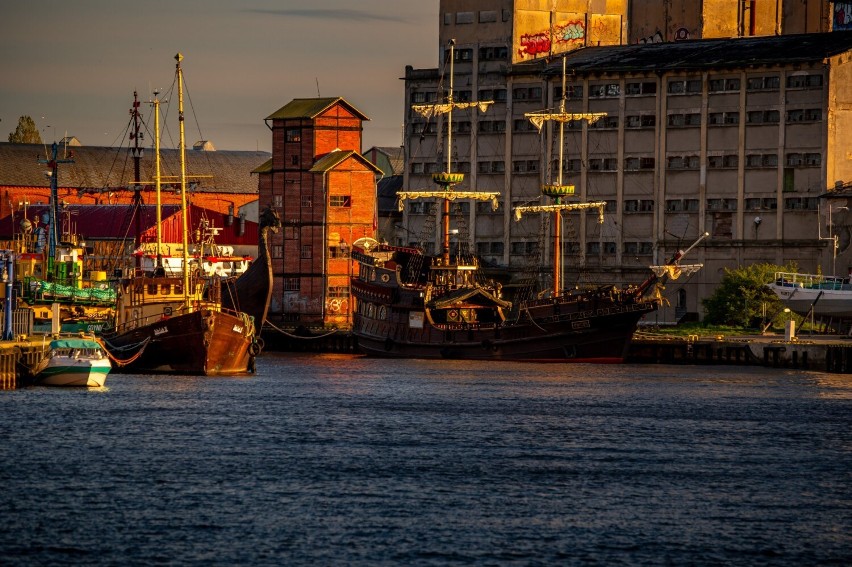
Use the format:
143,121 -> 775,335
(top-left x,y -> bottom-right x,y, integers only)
0,0 -> 439,152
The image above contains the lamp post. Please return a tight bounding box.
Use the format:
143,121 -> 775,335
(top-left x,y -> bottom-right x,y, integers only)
829,204 -> 848,275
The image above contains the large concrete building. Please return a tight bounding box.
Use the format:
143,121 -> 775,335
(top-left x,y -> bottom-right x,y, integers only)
399,1 -> 852,323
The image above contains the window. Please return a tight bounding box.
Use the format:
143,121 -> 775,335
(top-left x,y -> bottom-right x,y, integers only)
667,80 -> 685,94
747,75 -> 780,91
589,83 -> 620,98
330,195 -> 351,208
300,245 -> 312,259
586,242 -> 601,255
787,74 -> 823,89
666,199 -> 684,212
684,199 -> 700,211
708,78 -> 740,92
512,160 -> 539,173
625,115 -> 641,128
590,116 -> 618,129
745,198 -> 762,210
284,277 -> 299,291
284,227 -> 297,240
625,81 -> 657,96
478,45 -> 507,60
685,113 -> 701,126
290,155 -> 299,166
641,115 -> 656,128
786,153 -> 803,166
639,200 -> 654,212
724,112 -> 740,125
513,119 -> 537,132
286,128 -> 300,142
668,114 -> 685,127
784,197 -> 818,210
301,195 -> 312,208
512,86 -> 542,101
273,194 -> 283,208
329,245 -> 350,259
805,153 -> 822,166
476,200 -> 502,213
327,286 -> 349,298
723,155 -> 739,168
603,242 -> 617,254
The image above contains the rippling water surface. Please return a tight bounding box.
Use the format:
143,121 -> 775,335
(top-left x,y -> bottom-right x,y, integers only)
1,354 -> 851,565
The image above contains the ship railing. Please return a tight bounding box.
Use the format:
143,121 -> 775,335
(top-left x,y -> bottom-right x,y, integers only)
773,271 -> 850,290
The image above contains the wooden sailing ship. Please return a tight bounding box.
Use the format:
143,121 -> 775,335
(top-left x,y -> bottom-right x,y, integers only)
100,54 -> 259,375
350,45 -> 700,361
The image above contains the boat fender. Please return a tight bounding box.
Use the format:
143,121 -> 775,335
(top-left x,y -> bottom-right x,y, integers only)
384,337 -> 394,351
248,341 -> 261,356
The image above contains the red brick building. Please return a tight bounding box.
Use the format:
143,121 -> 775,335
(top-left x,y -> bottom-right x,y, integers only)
257,97 -> 380,328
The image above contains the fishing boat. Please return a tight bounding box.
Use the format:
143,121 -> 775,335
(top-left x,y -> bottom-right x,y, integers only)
100,54 -> 259,375
221,204 -> 281,328
14,144 -> 117,333
351,44 -> 701,361
36,337 -> 111,387
767,271 -> 852,318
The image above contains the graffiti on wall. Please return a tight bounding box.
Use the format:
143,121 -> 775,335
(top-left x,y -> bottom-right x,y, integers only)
637,27 -> 691,44
835,3 -> 852,30
518,20 -> 586,59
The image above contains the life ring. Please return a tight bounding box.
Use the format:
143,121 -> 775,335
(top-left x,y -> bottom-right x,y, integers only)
381,274 -> 390,283
163,306 -> 173,317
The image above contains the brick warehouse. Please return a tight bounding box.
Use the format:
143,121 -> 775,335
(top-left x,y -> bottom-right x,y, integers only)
256,98 -> 381,329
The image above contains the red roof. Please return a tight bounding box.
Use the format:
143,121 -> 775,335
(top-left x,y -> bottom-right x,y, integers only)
0,204 -> 258,245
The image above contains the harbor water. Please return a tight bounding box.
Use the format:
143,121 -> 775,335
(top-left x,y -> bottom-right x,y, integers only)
1,354 -> 850,565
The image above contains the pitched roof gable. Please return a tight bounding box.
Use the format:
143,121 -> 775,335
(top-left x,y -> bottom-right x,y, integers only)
310,150 -> 382,174
265,97 -> 369,121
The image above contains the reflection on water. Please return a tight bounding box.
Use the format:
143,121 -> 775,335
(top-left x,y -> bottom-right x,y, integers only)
1,354 -> 850,565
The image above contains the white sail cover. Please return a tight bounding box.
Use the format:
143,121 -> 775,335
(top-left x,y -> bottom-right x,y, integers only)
398,190 -> 500,212
524,110 -> 608,131
514,201 -> 607,223
412,101 -> 494,120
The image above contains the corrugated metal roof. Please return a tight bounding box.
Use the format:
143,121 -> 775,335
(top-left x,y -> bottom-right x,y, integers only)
0,142 -> 269,194
530,31 -> 852,77
309,150 -> 383,175
265,97 -> 369,121
0,203 -> 258,245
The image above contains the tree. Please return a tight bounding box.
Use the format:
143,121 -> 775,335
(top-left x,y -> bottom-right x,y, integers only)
701,262 -> 796,327
7,115 -> 42,144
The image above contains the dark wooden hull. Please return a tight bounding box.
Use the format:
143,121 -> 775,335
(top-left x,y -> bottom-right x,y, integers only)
222,227 -> 273,328
355,301 -> 655,361
101,309 -> 254,375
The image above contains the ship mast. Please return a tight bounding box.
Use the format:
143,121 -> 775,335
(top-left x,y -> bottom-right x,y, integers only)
149,89 -> 165,273
514,55 -> 607,297
176,53 -> 191,308
38,142 -> 74,276
398,39 -> 499,263
130,91 -> 144,269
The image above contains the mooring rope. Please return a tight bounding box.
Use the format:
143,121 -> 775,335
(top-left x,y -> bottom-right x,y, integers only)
264,320 -> 339,340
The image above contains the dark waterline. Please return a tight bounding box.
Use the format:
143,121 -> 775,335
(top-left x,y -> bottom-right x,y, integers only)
1,354 -> 850,565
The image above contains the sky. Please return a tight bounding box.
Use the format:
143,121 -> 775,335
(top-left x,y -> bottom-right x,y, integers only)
0,0 -> 440,153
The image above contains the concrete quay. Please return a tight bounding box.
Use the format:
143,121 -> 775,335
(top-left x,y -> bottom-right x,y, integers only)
628,332 -> 852,372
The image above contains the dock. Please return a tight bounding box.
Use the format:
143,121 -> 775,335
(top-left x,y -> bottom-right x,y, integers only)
628,332 -> 852,372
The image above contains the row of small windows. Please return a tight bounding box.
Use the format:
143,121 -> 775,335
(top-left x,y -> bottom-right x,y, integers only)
409,152 -> 821,175
410,74 -> 823,106
407,197 -> 817,217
